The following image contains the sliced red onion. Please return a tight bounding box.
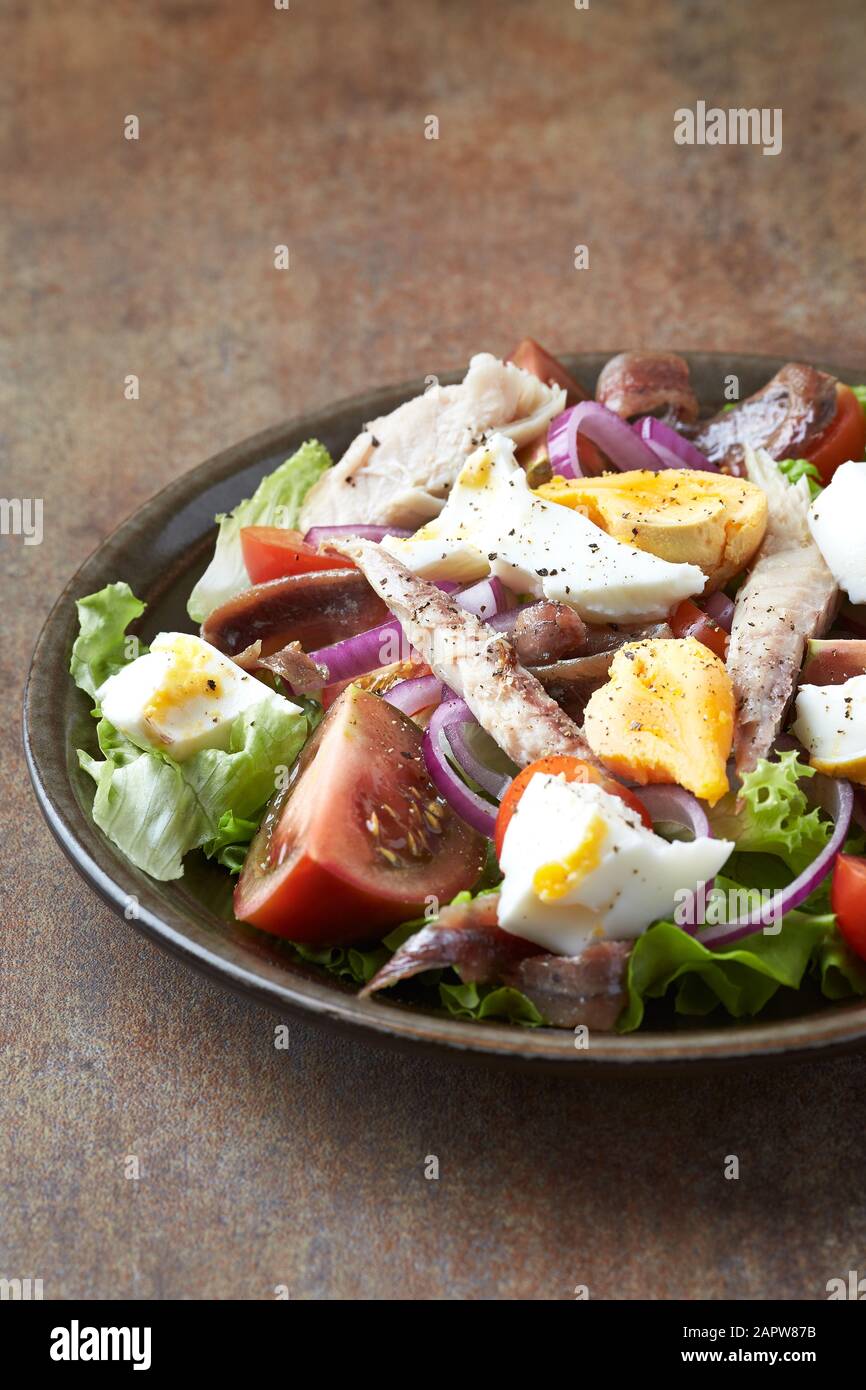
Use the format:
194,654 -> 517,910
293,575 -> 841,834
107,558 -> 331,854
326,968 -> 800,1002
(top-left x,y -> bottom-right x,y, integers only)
442,702 -> 512,799
306,619 -> 406,688
297,578 -> 506,693
703,590 -> 734,632
383,674 -> 443,715
304,523 -> 412,547
453,575 -> 510,621
422,699 -> 499,836
689,775 -> 853,948
547,401 -> 660,479
637,785 -> 713,929
635,416 -> 718,472
638,785 -> 711,840
487,608 -> 520,634
634,435 -> 683,470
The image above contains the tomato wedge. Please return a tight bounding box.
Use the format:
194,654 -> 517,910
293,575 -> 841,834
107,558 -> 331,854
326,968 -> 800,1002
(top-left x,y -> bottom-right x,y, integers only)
830,853 -> 866,962
235,685 -> 486,944
240,526 -> 355,585
669,599 -> 728,660
507,338 -> 589,406
507,338 -> 605,476
494,754 -> 651,859
803,384 -> 866,486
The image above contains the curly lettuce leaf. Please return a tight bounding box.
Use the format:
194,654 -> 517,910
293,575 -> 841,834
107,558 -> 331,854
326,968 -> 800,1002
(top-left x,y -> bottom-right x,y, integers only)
187,440 -> 332,623
79,698 -> 307,881
709,750 -> 831,875
70,582 -> 146,699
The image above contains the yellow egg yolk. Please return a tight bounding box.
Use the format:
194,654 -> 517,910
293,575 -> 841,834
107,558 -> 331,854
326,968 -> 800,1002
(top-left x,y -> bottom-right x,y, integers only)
144,636 -> 223,723
460,451 -> 492,489
532,811 -> 608,902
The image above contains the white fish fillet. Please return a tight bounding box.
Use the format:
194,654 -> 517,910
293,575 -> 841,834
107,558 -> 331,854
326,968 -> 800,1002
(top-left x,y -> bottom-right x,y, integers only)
300,353 -> 565,530
339,540 -> 599,769
727,446 -> 838,775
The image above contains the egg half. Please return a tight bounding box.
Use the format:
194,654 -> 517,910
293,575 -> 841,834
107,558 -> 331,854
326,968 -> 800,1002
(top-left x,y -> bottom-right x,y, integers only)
497,773 -> 733,955
98,632 -> 298,761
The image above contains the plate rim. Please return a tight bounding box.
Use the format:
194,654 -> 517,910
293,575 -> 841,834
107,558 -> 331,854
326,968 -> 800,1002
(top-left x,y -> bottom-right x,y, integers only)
23,350 -> 866,1073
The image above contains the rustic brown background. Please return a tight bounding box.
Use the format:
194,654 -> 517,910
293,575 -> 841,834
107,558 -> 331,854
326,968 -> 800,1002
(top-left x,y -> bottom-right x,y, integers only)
4,0 -> 866,1300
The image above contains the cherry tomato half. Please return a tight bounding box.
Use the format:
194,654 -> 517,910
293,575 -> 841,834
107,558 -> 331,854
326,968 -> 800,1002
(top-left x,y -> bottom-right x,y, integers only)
831,853 -> 866,962
803,384 -> 866,486
494,754 -> 652,860
240,526 -> 355,585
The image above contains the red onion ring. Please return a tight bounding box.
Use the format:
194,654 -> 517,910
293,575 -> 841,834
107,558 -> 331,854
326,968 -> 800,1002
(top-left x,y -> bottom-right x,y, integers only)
423,699 -> 499,836
688,775 -> 853,948
442,703 -> 512,799
304,523 -> 412,547
637,785 -> 711,839
703,591 -> 734,632
307,619 -> 406,688
298,577 -> 508,691
451,576 -> 511,622
547,401 -> 660,479
635,416 -> 718,473
487,608 -> 520,634
383,674 -> 443,716
637,785 -> 714,929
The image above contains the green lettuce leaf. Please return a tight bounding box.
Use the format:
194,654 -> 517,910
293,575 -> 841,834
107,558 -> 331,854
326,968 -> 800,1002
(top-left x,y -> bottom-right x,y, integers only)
292,941 -> 391,986
619,910 -> 835,1032
709,750 -> 831,875
71,582 -> 309,880
79,699 -> 307,881
849,384 -> 866,429
777,457 -> 823,500
70,582 -> 146,699
187,440 -> 332,623
439,980 -> 544,1026
203,810 -> 260,874
815,930 -> 866,999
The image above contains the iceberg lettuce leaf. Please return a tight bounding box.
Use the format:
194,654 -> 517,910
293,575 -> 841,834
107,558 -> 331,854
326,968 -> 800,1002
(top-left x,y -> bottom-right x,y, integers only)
187,440 -> 332,623
70,582 -> 146,699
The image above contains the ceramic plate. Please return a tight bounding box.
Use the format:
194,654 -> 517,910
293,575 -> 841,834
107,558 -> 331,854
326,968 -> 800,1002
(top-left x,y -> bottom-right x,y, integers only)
24,352 -> 866,1072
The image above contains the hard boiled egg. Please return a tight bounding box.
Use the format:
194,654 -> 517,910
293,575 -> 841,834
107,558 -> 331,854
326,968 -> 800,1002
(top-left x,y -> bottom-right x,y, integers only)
98,632 -> 298,761
807,461 -> 866,603
792,673 -> 866,783
497,773 -> 733,955
382,434 -> 705,623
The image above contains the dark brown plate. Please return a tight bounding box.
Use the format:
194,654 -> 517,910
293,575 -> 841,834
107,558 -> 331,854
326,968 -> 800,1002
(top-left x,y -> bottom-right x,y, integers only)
23,352 -> 866,1072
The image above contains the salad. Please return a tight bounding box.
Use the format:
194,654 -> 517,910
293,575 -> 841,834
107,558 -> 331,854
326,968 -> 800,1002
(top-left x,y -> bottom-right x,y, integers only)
69,344 -> 866,1033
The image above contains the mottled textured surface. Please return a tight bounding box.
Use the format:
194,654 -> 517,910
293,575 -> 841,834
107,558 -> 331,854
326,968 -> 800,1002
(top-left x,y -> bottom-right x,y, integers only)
4,0 -> 866,1300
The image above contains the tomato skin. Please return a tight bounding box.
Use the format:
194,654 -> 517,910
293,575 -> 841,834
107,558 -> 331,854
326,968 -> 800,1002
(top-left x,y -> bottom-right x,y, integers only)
234,686 -> 485,944
508,339 -> 605,476
507,338 -> 589,406
494,755 -> 652,859
803,384 -> 866,486
831,854 -> 866,962
240,526 -> 355,584
669,599 -> 728,660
